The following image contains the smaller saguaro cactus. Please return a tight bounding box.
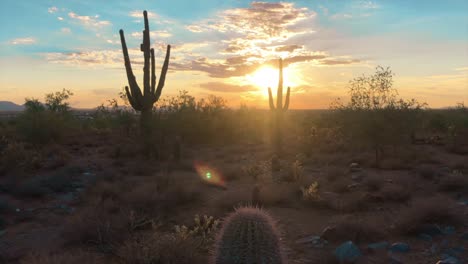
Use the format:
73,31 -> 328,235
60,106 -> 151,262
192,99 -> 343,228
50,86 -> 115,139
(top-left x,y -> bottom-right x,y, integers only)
268,58 -> 290,155
212,206 -> 286,264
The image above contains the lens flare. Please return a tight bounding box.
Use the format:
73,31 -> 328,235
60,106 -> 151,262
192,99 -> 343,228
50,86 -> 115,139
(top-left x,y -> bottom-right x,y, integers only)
194,160 -> 226,188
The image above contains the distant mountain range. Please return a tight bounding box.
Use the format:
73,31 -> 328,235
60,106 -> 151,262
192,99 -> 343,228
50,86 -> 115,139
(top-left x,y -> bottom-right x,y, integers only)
0,101 -> 24,111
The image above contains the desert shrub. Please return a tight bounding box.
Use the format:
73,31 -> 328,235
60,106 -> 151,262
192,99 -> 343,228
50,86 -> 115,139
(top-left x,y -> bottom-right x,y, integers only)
396,196 -> 461,235
282,160 -> 303,182
154,91 -> 267,146
0,141 -> 42,174
62,206 -> 128,252
16,89 -> 76,144
301,182 -> 320,200
174,214 -> 220,251
118,232 -> 205,264
91,98 -> 136,135
330,66 -> 426,167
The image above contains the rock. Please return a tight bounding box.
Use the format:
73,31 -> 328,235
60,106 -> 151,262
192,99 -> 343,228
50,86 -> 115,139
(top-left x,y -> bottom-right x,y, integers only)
367,241 -> 389,251
389,242 -> 410,253
334,241 -> 361,263
436,256 -> 460,264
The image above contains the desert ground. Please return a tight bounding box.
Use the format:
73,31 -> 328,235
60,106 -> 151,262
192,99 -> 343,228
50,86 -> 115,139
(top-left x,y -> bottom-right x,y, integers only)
0,95 -> 467,264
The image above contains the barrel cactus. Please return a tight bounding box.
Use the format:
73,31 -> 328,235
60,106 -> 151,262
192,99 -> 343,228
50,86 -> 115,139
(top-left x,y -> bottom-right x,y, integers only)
213,206 -> 286,264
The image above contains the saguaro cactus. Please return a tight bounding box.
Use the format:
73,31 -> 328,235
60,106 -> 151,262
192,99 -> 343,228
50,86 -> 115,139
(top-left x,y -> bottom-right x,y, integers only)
268,58 -> 290,155
213,206 -> 286,264
119,10 -> 171,153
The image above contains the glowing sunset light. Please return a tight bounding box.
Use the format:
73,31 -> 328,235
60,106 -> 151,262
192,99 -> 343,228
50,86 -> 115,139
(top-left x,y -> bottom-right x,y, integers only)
0,1 -> 466,109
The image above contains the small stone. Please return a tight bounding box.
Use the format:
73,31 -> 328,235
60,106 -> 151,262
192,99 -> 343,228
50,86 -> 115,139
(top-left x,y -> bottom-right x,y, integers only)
389,242 -> 410,253
334,241 -> 361,263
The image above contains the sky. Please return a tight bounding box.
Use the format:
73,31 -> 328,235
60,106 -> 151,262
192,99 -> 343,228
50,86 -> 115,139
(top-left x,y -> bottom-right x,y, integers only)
0,0 -> 467,109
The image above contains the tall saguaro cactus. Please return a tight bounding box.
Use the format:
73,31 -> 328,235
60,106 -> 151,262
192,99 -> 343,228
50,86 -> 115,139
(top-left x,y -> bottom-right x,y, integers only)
119,10 -> 171,154
268,58 -> 290,155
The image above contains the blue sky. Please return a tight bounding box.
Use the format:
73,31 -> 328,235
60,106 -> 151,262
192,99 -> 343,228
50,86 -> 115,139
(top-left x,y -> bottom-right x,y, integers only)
0,0 -> 467,108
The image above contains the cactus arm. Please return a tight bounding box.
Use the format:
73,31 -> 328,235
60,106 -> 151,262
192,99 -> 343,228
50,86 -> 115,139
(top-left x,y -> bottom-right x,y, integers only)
125,86 -> 142,111
283,86 -> 290,111
155,44 -> 171,101
268,87 -> 275,110
119,29 -> 143,102
142,11 -> 151,98
276,58 -> 283,110
150,48 -> 156,96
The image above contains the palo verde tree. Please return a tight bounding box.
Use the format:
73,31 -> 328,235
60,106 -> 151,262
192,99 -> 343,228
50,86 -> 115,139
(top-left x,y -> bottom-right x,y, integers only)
268,58 -> 290,155
332,66 -> 426,167
119,10 -> 171,155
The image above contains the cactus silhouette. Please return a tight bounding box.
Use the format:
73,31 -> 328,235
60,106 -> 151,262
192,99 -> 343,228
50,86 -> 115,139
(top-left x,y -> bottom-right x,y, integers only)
268,58 -> 290,155
119,10 -> 171,155
213,206 -> 286,264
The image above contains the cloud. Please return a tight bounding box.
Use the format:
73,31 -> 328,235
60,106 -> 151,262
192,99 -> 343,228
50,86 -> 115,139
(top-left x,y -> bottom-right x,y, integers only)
9,37 -> 37,45
61,27 -> 71,34
199,82 -> 257,93
57,17 -> 64,21
358,1 -> 380,9
275,45 -> 303,52
130,30 -> 172,39
129,10 -> 158,18
48,6 -> 58,14
330,13 -> 353,20
320,59 -> 361,65
68,12 -> 111,28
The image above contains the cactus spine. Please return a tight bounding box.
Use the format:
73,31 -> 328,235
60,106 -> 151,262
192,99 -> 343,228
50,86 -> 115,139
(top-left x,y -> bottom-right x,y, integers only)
213,206 -> 286,264
268,58 -> 290,155
119,10 -> 171,154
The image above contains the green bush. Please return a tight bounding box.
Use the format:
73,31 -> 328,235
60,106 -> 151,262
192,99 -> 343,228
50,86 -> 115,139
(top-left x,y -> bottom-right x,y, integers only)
15,89 -> 76,144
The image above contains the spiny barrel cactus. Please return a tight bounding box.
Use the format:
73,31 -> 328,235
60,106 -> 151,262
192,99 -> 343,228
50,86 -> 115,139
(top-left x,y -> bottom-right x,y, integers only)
268,58 -> 290,155
213,206 -> 286,264
119,10 -> 170,154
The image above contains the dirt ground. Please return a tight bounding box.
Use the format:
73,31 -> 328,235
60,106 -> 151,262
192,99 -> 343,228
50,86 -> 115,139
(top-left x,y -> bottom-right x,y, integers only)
0,131 -> 467,264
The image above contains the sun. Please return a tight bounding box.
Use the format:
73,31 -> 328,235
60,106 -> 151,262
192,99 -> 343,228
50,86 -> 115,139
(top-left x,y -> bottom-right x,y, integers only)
248,67 -> 279,89
247,66 -> 297,98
